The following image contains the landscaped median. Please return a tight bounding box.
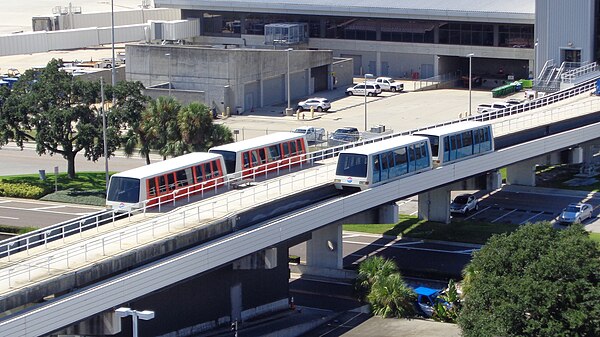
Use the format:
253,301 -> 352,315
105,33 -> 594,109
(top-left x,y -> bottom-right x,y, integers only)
0,172 -> 109,206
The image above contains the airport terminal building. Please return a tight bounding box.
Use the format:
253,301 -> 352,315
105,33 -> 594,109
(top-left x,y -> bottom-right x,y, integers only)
156,0 -> 537,82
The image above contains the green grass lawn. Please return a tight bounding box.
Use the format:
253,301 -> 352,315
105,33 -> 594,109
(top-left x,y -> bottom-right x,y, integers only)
1,172 -> 110,206
536,164 -> 600,192
589,232 -> 600,244
344,215 -> 520,245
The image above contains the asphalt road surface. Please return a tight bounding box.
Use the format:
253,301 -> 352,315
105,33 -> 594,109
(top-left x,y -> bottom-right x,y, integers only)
0,197 -> 101,228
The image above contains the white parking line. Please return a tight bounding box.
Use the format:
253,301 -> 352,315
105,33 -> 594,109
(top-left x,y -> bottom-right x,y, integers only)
32,205 -> 66,211
464,205 -> 491,220
0,201 -> 11,204
491,209 -> 518,223
519,211 -> 546,225
0,205 -> 90,216
0,215 -> 19,220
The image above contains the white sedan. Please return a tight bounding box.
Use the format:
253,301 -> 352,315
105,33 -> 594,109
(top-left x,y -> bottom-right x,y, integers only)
559,203 -> 593,224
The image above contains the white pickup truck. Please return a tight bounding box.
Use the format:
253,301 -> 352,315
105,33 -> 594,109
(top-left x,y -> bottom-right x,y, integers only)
293,126 -> 325,142
375,77 -> 404,92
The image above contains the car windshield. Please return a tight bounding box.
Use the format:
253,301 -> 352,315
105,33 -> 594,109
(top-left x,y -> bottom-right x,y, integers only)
565,206 -> 581,213
294,128 -> 307,133
453,196 -> 468,204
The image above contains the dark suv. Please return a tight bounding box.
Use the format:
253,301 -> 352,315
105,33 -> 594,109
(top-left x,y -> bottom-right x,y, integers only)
330,127 -> 360,142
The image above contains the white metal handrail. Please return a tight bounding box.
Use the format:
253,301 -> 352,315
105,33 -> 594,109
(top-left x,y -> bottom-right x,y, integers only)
562,62 -> 598,83
0,75 -> 598,265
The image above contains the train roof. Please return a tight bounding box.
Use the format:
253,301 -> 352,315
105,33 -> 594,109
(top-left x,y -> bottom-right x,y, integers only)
340,135 -> 429,155
413,121 -> 490,137
111,152 -> 223,179
209,132 -> 305,153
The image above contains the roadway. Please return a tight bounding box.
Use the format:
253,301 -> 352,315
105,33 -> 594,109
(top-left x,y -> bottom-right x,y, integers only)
0,198 -> 101,228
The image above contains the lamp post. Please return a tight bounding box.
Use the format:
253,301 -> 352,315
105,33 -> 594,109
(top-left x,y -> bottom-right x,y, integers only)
115,307 -> 155,337
533,39 -> 539,81
363,73 -> 373,131
100,77 -> 108,190
165,53 -> 171,96
286,48 -> 293,115
467,53 -> 474,115
110,0 -> 116,101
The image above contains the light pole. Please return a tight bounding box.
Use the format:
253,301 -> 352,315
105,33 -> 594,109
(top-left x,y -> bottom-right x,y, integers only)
100,77 -> 108,190
363,73 -> 373,131
467,53 -> 474,115
165,53 -> 171,96
115,307 -> 155,337
533,39 -> 539,81
286,48 -> 293,115
110,0 -> 116,102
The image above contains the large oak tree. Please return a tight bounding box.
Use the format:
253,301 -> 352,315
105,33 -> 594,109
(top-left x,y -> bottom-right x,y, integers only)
458,222 -> 600,337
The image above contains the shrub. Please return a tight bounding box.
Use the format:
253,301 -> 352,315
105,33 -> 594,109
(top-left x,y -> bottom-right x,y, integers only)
0,181 -> 48,199
41,189 -> 106,206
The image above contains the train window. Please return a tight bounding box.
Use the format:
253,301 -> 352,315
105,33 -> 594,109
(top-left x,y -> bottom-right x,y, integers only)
393,148 -> 408,175
269,145 -> 281,160
176,169 -> 188,186
204,162 -> 213,179
373,155 -> 381,183
427,136 -> 440,158
443,136 -> 450,162
243,152 -> 251,168
107,177 -> 141,203
282,142 -> 290,158
212,160 -> 221,177
195,165 -> 204,182
147,178 -> 157,197
167,173 -> 176,191
158,175 -> 167,193
210,150 -> 236,174
258,148 -> 267,164
185,168 -> 195,185
449,135 -> 458,161
251,150 -> 259,167
336,153 -> 367,177
290,141 -> 297,155
296,139 -> 304,153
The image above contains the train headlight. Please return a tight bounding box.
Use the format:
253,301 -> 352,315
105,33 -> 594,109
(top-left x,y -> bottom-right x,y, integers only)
359,181 -> 369,185
334,179 -> 341,183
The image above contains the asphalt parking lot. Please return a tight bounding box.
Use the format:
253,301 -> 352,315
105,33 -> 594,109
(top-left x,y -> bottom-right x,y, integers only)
397,187 -> 600,232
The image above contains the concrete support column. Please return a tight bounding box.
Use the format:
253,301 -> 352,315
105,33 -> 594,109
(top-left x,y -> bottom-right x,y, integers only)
376,51 -> 381,77
506,159 -> 537,186
306,223 -> 342,269
493,25 -> 499,46
418,187 -> 451,224
433,25 -> 439,44
433,55 -> 439,78
581,143 -> 597,164
487,170 -> 503,190
378,202 -> 399,224
307,67 -> 313,95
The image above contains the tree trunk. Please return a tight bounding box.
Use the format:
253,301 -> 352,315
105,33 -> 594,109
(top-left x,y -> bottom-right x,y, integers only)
145,153 -> 151,165
66,152 -> 76,179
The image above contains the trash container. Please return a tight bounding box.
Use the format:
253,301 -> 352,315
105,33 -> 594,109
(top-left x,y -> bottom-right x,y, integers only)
39,169 -> 46,181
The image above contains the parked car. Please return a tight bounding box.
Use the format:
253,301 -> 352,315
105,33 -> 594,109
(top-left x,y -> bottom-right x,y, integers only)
559,203 -> 593,224
346,83 -> 382,96
414,286 -> 445,317
293,126 -> 325,142
328,127 -> 361,147
375,77 -> 404,92
450,193 -> 479,214
296,97 -> 331,112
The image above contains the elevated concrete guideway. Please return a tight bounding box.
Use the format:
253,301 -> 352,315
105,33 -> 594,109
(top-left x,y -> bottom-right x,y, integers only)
1,80 -> 600,335
2,119 -> 600,336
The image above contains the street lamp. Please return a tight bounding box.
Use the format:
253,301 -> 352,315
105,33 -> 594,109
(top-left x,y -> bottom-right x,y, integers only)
165,53 -> 171,96
100,77 -> 108,190
364,73 -> 374,131
533,39 -> 539,81
115,307 -> 155,337
467,53 -> 474,115
286,48 -> 293,115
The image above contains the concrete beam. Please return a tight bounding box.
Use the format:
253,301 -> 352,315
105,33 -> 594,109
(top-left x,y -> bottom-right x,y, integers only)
305,223 -> 342,270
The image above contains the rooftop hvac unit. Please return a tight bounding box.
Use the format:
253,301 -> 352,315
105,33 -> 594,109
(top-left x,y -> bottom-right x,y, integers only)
370,125 -> 385,133
264,23 -> 308,46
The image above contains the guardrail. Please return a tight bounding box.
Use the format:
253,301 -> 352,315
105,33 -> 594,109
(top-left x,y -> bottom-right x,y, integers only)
0,74 -> 598,270
562,62 -> 598,83
413,72 -> 458,91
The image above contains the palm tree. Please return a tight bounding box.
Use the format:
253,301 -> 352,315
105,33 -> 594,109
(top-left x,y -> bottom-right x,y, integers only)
367,273 -> 416,318
357,255 -> 399,290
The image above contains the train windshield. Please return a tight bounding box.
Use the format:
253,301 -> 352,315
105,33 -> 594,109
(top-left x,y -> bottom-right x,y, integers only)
107,177 -> 140,203
210,150 -> 236,174
336,153 -> 368,177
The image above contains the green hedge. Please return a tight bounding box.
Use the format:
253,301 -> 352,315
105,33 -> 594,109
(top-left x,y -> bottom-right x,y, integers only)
40,189 -> 106,207
0,181 -> 48,199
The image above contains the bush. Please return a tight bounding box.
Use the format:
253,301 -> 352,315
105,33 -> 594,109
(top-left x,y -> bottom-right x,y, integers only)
40,189 -> 106,206
0,181 -> 48,199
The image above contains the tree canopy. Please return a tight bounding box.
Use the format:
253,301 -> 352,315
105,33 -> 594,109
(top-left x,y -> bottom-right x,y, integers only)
458,222 -> 600,337
0,59 -> 149,178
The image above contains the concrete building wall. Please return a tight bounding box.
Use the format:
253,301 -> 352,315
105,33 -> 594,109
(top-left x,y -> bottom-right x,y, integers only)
332,57 -> 354,88
126,43 -> 332,112
535,0 -> 595,73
